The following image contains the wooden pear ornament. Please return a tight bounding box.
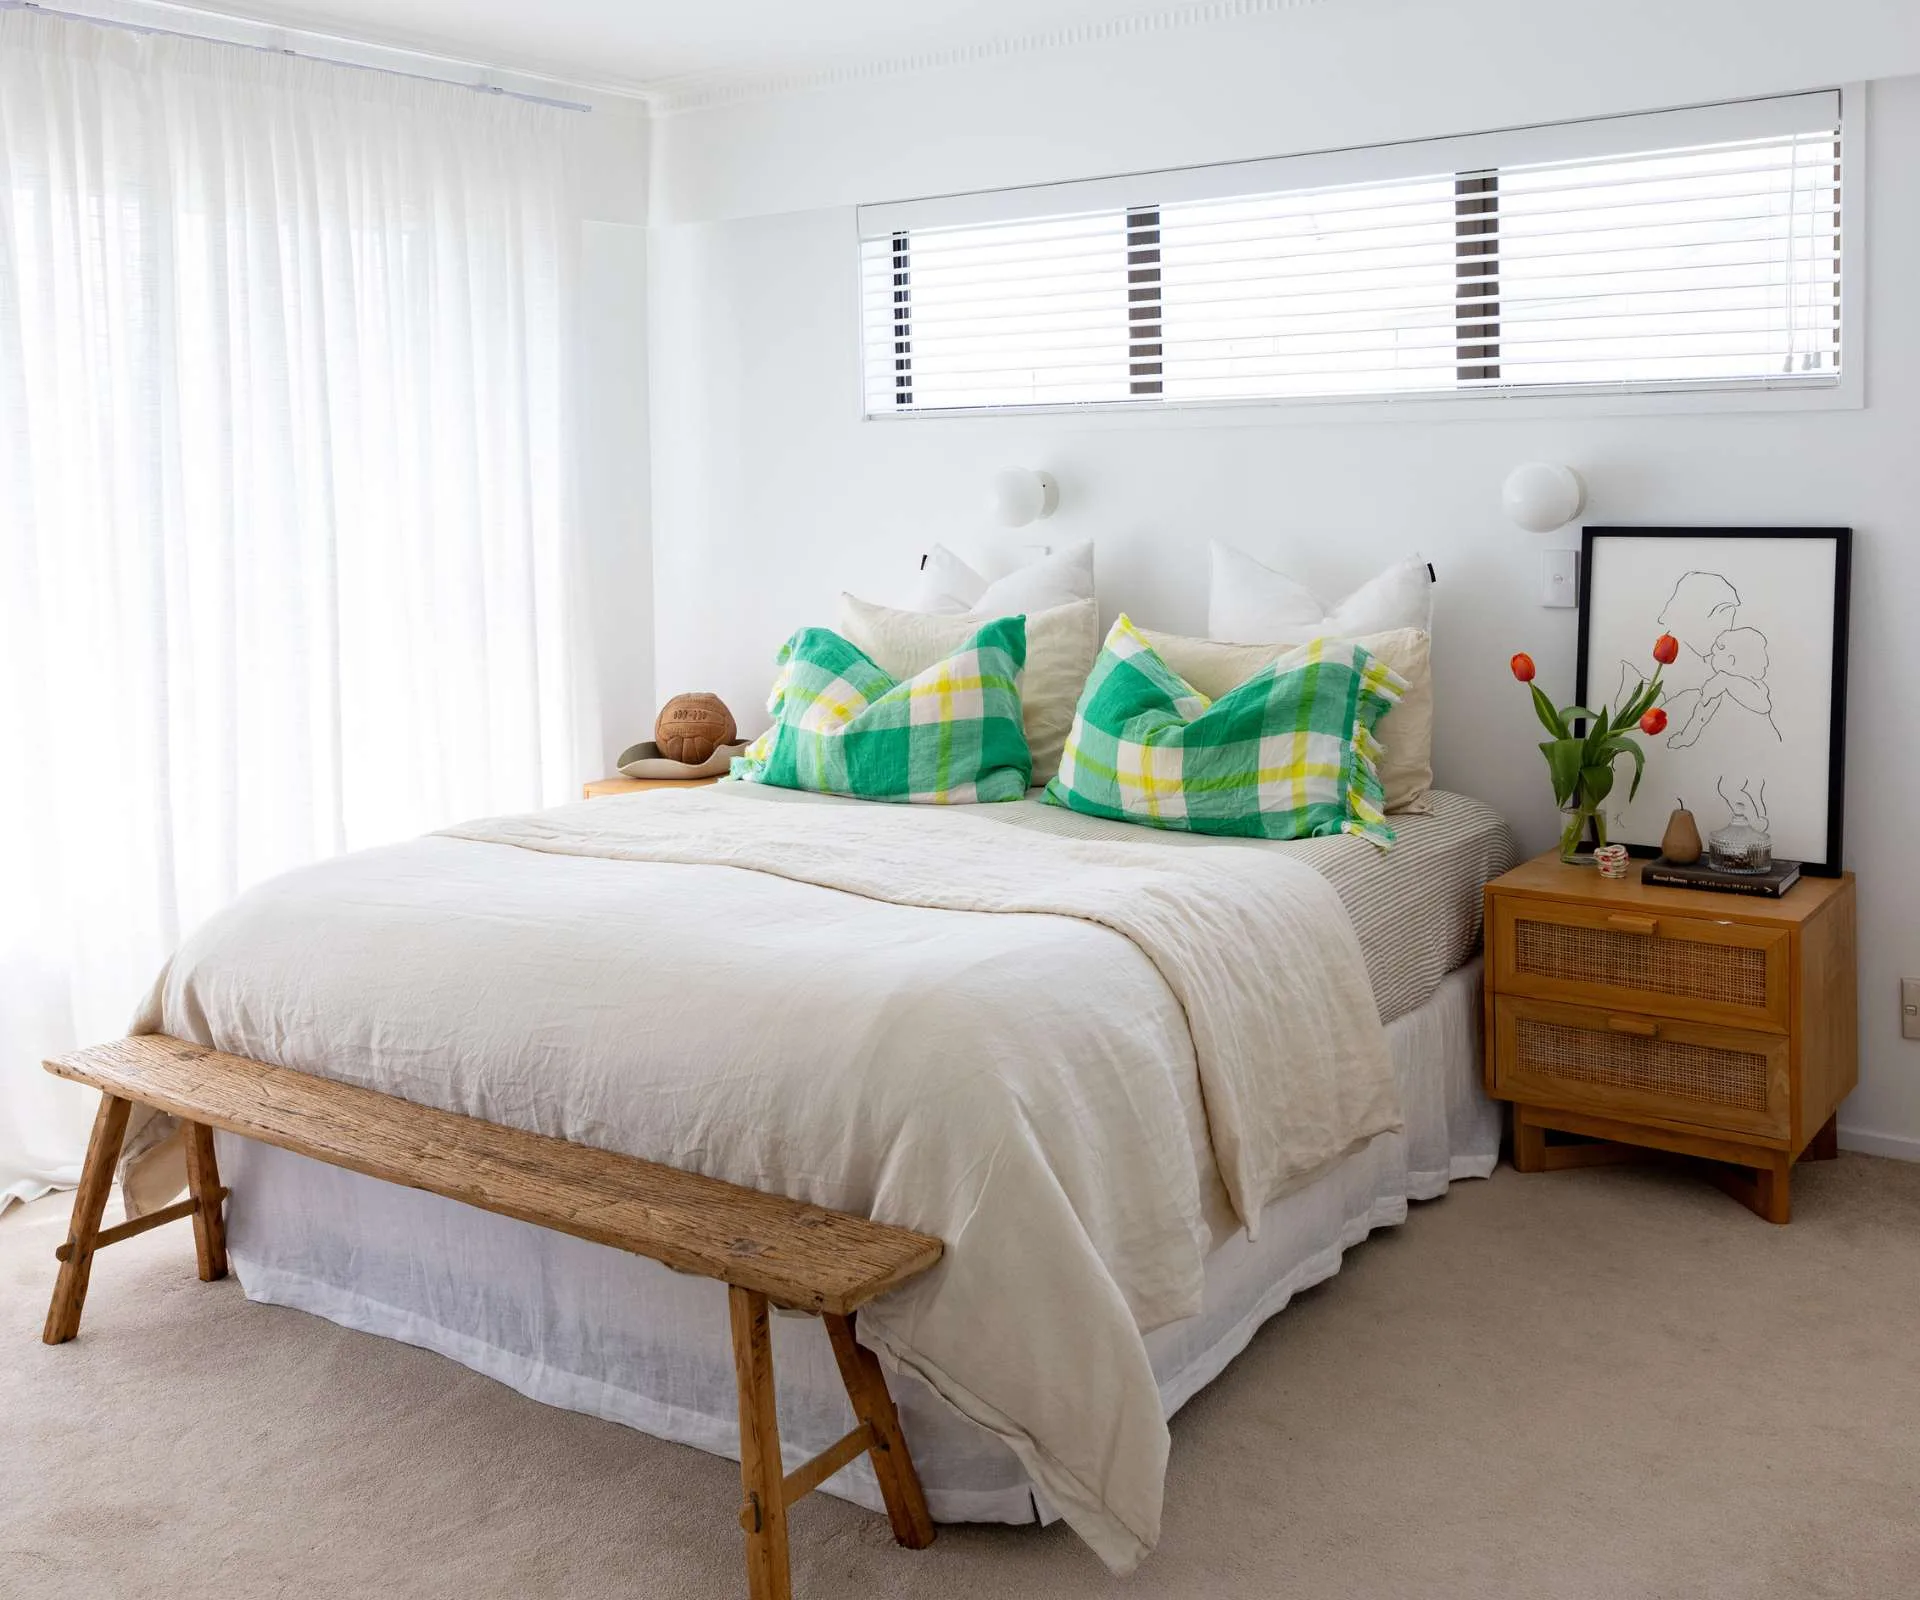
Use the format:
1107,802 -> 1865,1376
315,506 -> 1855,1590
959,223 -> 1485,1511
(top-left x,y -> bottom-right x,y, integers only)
1661,799 -> 1704,865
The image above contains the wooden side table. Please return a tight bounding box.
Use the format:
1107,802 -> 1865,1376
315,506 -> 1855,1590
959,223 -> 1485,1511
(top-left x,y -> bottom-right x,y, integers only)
582,775 -> 724,799
1483,852 -> 1856,1223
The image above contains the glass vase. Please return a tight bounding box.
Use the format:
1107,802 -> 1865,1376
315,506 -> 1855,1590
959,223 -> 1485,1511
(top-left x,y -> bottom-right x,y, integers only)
1559,800 -> 1608,865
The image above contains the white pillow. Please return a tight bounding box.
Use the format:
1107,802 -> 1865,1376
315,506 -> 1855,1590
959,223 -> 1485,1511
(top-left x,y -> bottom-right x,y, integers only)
1208,542 -> 1433,641
1138,624 -> 1434,814
837,594 -> 1099,786
915,541 -> 1095,617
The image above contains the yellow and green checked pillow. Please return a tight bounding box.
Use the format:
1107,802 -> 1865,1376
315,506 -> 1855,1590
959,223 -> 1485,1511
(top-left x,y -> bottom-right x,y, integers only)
1043,615 -> 1406,844
732,616 -> 1032,803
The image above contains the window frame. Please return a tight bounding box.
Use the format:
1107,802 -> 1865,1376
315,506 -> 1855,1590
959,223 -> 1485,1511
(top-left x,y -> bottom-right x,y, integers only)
855,87 -> 1864,425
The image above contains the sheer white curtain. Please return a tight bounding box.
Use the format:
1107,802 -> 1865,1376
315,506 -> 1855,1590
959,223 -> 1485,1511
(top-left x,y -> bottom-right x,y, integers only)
0,12 -> 595,1205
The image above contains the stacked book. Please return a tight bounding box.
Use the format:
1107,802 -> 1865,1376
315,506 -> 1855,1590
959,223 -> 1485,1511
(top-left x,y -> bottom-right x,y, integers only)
1641,857 -> 1803,898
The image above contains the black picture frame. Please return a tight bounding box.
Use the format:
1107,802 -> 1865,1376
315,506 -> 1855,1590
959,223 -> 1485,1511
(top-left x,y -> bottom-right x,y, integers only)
1575,526 -> 1851,876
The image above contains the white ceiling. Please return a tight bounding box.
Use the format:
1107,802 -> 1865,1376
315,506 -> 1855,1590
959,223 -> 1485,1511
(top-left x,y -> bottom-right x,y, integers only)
175,0 -> 1320,99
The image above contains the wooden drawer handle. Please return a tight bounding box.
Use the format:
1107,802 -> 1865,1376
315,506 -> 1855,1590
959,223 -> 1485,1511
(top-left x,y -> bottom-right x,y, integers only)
1606,1015 -> 1661,1038
1605,913 -> 1661,935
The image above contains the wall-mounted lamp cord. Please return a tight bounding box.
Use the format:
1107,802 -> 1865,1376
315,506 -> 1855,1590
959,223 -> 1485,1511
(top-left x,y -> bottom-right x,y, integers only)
0,1 -> 594,112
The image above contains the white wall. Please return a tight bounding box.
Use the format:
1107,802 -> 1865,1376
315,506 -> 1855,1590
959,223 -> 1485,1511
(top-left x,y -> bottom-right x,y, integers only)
645,10 -> 1920,1157
652,0 -> 1920,224
567,102 -> 656,772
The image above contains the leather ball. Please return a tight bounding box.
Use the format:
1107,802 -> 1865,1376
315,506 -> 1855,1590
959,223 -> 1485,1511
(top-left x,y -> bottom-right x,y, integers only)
654,693 -> 737,766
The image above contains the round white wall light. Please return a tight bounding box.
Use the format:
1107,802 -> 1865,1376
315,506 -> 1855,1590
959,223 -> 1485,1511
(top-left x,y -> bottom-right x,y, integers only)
1502,462 -> 1588,533
990,467 -> 1059,528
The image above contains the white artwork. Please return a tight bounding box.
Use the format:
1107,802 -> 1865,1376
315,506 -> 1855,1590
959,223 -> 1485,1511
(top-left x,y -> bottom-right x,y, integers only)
1581,533 -> 1847,869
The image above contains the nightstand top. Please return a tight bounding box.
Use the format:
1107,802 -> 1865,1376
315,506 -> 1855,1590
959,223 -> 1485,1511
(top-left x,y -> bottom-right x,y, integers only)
1490,851 -> 1852,927
583,775 -> 724,799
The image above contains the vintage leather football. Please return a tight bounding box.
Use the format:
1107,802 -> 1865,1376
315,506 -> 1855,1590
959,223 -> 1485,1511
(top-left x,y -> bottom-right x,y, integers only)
654,693 -> 737,766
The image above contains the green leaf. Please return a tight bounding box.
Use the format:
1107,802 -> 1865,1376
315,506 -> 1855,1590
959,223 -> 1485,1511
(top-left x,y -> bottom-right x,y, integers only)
1582,705 -> 1612,764
1580,762 -> 1616,805
1540,738 -> 1584,807
1612,735 -> 1646,803
1529,684 -> 1567,740
1609,671 -> 1646,727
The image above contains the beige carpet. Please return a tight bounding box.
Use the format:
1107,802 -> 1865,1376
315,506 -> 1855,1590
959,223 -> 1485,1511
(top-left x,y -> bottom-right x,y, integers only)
5,1154 -> 1918,1599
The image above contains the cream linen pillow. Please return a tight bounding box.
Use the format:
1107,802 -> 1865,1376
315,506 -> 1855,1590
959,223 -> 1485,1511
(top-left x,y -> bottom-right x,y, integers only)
837,593 -> 1099,786
1137,625 -> 1434,813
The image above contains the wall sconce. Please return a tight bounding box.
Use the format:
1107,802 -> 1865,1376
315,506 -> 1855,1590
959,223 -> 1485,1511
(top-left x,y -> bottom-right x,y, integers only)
990,467 -> 1059,528
1502,462 -> 1587,533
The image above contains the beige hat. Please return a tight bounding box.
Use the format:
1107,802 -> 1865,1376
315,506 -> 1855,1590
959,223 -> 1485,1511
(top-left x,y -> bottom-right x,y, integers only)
615,740 -> 747,780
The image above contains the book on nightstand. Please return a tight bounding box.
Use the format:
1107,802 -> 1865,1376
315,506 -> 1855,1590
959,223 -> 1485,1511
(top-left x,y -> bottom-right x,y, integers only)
1641,857 -> 1803,897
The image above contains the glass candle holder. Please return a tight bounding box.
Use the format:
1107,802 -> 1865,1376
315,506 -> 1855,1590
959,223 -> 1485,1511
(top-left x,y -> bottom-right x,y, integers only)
1708,821 -> 1773,874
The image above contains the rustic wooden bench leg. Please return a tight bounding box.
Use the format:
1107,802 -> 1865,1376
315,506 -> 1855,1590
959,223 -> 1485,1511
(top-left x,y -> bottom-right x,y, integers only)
183,1121 -> 229,1282
824,1312 -> 935,1550
43,1092 -> 132,1345
729,1286 -> 792,1600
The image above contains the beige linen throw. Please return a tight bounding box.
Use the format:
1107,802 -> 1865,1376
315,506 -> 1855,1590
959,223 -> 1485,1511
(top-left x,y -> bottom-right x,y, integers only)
125,785 -> 1398,1571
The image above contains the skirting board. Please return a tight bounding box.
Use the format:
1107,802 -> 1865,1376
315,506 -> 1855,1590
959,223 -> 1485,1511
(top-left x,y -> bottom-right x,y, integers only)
1837,1126 -> 1920,1163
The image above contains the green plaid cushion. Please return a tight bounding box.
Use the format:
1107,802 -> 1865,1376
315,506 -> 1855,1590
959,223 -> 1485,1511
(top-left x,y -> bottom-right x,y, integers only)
1042,615 -> 1406,844
731,616 -> 1032,803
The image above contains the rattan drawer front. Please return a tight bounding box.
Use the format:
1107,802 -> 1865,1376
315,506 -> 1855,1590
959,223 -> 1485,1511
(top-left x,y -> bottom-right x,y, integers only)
1492,997 -> 1790,1140
1491,898 -> 1789,1032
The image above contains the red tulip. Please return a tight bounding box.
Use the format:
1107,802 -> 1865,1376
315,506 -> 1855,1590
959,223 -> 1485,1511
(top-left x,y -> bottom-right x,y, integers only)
1510,652 -> 1536,683
1652,633 -> 1679,665
1640,707 -> 1668,736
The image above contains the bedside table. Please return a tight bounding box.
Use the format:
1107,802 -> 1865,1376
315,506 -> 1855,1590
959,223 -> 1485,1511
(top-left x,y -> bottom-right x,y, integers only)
1483,852 -> 1856,1223
582,775 -> 723,799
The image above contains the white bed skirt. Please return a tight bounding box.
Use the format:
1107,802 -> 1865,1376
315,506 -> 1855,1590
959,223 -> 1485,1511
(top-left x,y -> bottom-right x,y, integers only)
218,958 -> 1497,1526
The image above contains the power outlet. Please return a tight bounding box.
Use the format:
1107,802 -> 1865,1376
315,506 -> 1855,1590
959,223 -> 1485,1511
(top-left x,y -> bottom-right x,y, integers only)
1905,979 -> 1920,1041
1540,548 -> 1578,608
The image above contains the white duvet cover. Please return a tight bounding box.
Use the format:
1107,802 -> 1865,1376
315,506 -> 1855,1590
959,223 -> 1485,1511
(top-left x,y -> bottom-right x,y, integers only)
126,784 -> 1398,1571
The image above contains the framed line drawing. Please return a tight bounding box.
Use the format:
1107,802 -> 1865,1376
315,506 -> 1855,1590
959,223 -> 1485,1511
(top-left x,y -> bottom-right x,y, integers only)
1576,527 -> 1851,876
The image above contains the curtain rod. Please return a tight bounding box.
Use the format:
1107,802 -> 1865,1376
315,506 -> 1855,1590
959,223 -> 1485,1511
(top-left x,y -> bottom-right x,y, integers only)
1,1 -> 596,111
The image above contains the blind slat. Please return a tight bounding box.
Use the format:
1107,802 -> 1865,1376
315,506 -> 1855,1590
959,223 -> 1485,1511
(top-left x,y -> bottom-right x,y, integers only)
861,92 -> 1838,233
862,257 -> 1838,324
871,303 -> 1840,370
865,177 -> 1840,277
865,315 -> 1840,376
864,247 -> 1840,310
881,371 -> 1832,413
861,148 -> 1837,253
899,344 -> 1835,405
869,325 -> 1840,386
868,224 -> 1841,298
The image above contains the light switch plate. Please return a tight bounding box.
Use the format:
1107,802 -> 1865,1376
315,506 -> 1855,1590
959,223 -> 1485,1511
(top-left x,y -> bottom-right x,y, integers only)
1904,979 -> 1920,1041
1541,548 -> 1579,608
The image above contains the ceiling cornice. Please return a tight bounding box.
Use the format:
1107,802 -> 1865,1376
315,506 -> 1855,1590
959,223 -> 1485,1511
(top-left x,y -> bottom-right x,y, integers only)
645,0 -> 1333,116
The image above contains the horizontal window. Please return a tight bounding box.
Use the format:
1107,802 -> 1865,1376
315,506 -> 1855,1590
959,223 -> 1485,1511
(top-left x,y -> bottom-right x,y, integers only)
859,92 -> 1844,416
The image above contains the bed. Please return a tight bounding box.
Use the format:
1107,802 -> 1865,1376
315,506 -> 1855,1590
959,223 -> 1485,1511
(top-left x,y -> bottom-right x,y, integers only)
121,781 -> 1518,1573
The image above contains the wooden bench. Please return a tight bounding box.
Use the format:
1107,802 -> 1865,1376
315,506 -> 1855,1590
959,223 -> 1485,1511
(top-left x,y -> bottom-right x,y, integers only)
42,1035 -> 944,1600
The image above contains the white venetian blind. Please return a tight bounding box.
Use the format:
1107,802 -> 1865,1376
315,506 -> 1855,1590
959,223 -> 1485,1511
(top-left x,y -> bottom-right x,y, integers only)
860,92 -> 1844,415
862,212 -> 1133,410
